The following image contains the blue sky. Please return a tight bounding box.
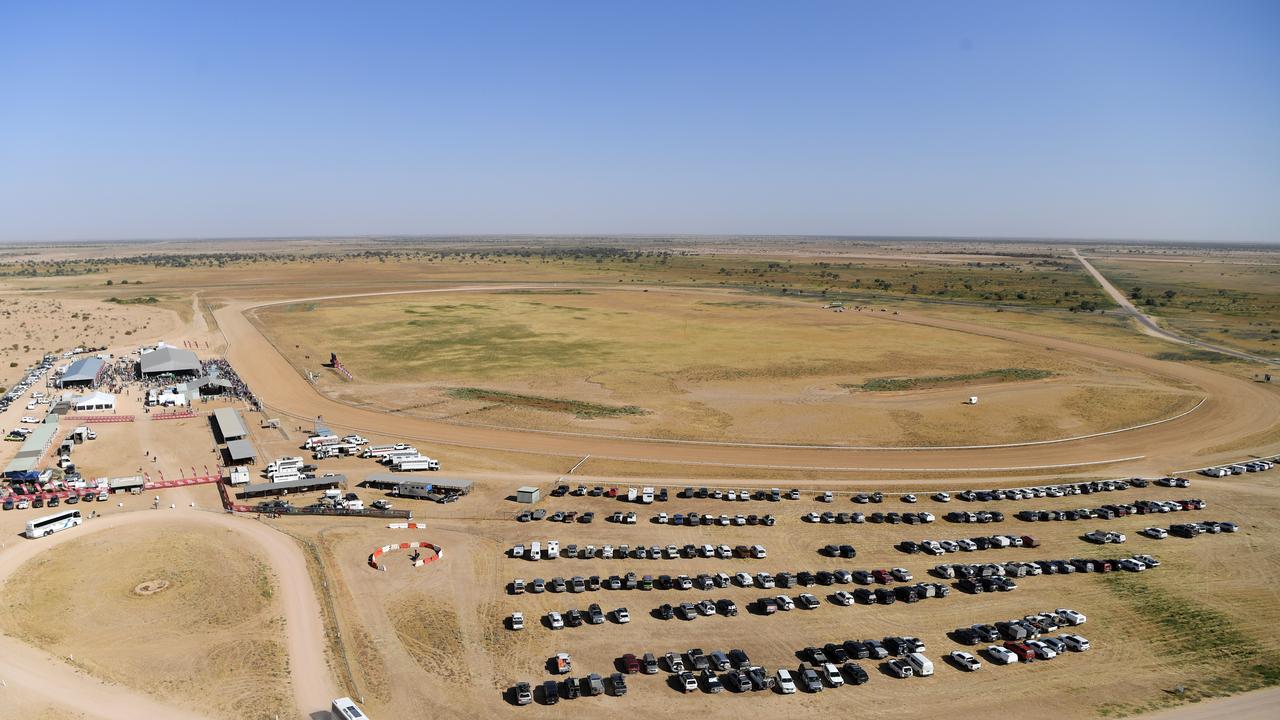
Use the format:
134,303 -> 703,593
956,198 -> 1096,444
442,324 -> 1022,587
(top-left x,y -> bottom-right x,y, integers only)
1,1 -> 1277,243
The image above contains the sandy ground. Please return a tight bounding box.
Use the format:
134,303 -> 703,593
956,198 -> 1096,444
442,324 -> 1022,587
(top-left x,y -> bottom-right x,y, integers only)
0,505 -> 338,720
233,465 -> 1280,719
1143,687 -> 1280,719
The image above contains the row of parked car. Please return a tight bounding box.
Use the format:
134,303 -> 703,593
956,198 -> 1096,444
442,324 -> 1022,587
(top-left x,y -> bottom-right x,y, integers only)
952,479 -> 1140,503
952,608 -> 1084,642
511,541 -> 768,561
656,598 -> 739,620
1017,498 -> 1206,522
935,554 -> 1160,579
653,511 -> 778,526
542,603 -> 631,629
899,534 -> 1039,556
944,510 -> 1006,523
1200,458 -> 1276,477
516,508 -> 594,523
511,672 -> 627,705
803,510 -> 935,524
1168,521 -> 1239,538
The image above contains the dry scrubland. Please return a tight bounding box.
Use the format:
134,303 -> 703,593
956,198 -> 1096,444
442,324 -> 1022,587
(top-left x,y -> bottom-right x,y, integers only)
1085,256 -> 1280,357
256,289 -> 1198,446
0,521 -> 292,719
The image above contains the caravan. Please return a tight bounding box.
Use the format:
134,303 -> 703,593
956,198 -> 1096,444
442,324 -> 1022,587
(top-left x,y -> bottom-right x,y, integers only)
303,435 -> 341,449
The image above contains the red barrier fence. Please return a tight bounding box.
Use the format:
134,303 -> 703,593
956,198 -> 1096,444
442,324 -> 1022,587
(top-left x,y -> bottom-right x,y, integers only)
369,541 -> 443,570
152,411 -> 197,421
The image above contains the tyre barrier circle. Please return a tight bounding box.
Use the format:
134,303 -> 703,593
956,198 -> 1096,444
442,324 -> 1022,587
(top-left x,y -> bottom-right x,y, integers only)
369,541 -> 443,570
387,523 -> 428,529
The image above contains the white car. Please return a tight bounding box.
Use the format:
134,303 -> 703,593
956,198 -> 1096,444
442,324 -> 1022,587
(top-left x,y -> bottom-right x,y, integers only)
832,590 -> 855,606
986,645 -> 1016,665
820,662 -> 844,687
950,651 -> 981,671
775,595 -> 796,611
614,608 -> 631,624
1143,527 -> 1168,539
510,612 -> 525,630
933,492 -> 951,502
1027,640 -> 1057,660
20,416 -> 38,424
1056,608 -> 1087,626
548,612 -> 564,630
776,668 -> 797,694
1060,634 -> 1091,651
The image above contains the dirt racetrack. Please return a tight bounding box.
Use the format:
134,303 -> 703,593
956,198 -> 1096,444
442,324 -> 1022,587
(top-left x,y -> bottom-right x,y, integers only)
217,285 -> 1280,480
0,510 -> 338,720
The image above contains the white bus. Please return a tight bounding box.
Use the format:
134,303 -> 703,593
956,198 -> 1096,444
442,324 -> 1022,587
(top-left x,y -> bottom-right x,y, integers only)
331,697 -> 368,719
26,509 -> 83,539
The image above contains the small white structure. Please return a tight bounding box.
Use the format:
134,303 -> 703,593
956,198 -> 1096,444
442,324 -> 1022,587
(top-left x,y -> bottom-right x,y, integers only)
71,391 -> 116,411
226,466 -> 250,485
967,396 -> 979,405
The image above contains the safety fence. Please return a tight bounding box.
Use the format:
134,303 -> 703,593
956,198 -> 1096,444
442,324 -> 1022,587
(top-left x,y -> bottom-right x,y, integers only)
152,411 -> 198,421
369,541 -> 443,570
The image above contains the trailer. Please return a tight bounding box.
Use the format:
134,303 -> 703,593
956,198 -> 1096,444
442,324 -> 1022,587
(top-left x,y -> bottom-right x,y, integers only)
391,456 -> 440,472
361,443 -> 411,458
379,448 -> 423,464
303,434 -> 341,449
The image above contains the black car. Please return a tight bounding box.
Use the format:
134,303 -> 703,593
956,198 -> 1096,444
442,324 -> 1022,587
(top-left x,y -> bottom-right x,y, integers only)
823,643 -> 849,663
843,640 -> 871,659
716,599 -> 738,616
728,648 -> 751,669
579,512 -> 594,523
841,662 -> 870,685
563,677 -> 581,700
542,679 -> 560,704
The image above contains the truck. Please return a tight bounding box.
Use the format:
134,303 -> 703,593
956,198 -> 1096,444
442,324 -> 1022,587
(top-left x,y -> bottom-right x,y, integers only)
303,434 -> 341,449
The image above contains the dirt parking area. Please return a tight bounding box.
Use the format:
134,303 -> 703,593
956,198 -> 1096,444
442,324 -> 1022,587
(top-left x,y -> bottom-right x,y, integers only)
257,469 -> 1280,719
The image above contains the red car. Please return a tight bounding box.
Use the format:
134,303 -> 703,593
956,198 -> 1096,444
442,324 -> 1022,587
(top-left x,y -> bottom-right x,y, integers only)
1021,535 -> 1040,548
1003,641 -> 1036,662
622,653 -> 641,674
872,569 -> 892,584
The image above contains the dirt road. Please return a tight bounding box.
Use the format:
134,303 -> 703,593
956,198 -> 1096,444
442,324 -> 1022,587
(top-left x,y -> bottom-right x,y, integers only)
215,284 -> 1280,479
1142,687 -> 1280,720
1072,249 -> 1276,366
0,510 -> 338,719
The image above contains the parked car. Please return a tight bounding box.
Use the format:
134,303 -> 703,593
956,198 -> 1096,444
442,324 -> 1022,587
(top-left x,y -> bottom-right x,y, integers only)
513,681 -> 532,705
886,659 -> 914,678
985,645 -> 1017,665
775,668 -> 797,694
950,651 -> 981,671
